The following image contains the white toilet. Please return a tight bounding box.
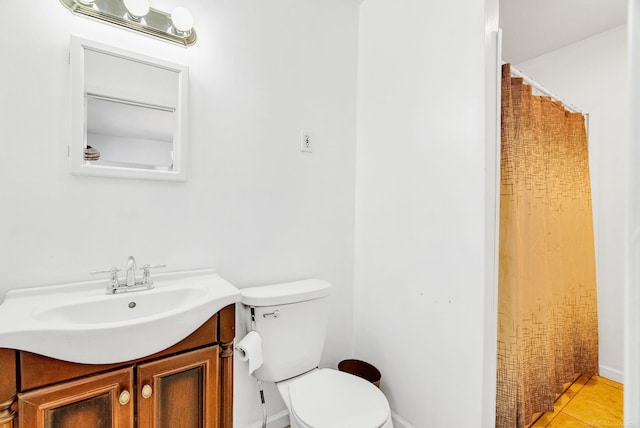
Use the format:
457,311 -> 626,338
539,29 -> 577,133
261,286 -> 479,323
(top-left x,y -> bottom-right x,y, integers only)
240,279 -> 393,428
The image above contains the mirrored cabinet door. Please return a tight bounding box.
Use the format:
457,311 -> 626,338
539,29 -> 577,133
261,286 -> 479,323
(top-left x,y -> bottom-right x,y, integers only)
70,36 -> 188,181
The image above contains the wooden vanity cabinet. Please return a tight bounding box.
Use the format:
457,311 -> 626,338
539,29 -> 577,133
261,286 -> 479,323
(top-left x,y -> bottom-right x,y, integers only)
0,304 -> 235,428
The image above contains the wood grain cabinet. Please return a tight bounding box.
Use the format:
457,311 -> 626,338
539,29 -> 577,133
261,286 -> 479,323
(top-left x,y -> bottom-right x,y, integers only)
0,304 -> 235,428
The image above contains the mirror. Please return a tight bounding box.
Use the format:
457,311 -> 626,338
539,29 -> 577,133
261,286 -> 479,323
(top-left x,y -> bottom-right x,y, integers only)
85,95 -> 174,171
70,36 -> 188,180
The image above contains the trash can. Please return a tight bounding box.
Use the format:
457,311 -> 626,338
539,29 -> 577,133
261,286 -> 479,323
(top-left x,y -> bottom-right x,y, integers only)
338,359 -> 381,388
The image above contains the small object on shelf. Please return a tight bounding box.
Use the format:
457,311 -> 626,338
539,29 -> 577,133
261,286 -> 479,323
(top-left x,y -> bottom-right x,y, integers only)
83,145 -> 101,161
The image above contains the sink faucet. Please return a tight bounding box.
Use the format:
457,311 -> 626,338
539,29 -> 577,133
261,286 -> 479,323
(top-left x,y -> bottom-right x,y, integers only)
125,256 -> 137,286
91,257 -> 166,294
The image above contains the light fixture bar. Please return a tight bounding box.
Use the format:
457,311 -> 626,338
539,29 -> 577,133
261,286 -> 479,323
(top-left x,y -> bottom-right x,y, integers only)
59,0 -> 196,47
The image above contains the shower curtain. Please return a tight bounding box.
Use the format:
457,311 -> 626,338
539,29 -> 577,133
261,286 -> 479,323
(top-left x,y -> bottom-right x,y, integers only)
495,64 -> 599,428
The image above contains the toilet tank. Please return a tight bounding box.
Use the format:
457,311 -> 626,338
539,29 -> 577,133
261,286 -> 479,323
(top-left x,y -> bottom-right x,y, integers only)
240,279 -> 331,382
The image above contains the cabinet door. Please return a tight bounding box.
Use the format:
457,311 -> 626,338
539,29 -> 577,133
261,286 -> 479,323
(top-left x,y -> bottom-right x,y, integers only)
137,346 -> 220,428
18,367 -> 134,428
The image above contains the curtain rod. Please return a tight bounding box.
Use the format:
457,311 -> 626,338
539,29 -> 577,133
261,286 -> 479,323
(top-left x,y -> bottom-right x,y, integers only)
509,66 -> 587,116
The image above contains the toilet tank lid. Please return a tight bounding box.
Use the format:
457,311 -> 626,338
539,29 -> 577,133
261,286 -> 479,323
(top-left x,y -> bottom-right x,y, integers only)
240,279 -> 330,306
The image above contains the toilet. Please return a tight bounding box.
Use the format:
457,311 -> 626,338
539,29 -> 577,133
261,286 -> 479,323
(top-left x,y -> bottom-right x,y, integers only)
240,279 -> 393,428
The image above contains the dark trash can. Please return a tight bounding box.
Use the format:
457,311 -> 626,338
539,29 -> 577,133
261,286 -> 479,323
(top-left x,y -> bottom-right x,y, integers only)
338,359 -> 381,388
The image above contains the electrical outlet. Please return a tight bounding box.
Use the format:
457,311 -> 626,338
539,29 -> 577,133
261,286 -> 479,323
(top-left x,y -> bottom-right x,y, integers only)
300,130 -> 313,153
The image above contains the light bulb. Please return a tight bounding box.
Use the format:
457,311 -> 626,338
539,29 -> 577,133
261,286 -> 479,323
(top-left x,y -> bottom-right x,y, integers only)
123,0 -> 150,20
171,6 -> 194,33
77,0 -> 95,4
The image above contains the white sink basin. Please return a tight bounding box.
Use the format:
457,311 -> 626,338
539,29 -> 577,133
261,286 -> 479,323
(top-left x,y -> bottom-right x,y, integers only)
0,269 -> 240,364
33,286 -> 208,325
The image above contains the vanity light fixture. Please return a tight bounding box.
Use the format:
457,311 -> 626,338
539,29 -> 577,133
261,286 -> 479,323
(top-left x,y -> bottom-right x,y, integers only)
170,6 -> 194,35
123,0 -> 150,22
59,0 -> 196,46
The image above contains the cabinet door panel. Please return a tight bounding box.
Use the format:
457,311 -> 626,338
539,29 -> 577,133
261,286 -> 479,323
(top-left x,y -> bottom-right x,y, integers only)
18,367 -> 134,428
46,393 -> 112,427
137,346 -> 219,428
156,366 -> 203,426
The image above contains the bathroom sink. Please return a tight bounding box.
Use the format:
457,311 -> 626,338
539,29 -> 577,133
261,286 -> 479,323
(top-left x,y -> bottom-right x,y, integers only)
0,269 -> 240,364
33,286 -> 207,325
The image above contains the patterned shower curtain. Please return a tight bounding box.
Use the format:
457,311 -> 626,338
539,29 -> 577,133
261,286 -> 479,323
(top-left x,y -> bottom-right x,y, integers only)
495,64 -> 599,428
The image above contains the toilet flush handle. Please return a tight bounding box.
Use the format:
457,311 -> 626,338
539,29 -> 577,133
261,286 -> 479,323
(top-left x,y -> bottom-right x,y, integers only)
263,310 -> 280,319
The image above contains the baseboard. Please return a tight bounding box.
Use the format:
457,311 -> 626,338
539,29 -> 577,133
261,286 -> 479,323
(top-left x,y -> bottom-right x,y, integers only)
392,411 -> 416,428
246,408 -> 411,428
244,409 -> 290,428
599,365 -> 624,384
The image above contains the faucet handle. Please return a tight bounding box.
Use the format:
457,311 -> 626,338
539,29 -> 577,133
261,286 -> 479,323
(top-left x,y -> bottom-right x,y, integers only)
142,264 -> 167,269
141,264 -> 166,288
90,267 -> 121,275
91,267 -> 121,290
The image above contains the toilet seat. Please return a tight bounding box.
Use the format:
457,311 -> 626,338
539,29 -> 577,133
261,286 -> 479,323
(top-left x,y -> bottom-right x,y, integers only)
288,369 -> 390,428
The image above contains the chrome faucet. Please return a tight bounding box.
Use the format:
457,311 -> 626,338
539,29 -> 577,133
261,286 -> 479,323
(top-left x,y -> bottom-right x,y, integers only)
91,257 -> 166,294
125,256 -> 137,286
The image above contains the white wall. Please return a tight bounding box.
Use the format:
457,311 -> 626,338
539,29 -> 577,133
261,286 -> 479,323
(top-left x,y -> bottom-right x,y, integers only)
354,0 -> 495,425
625,2 -> 640,425
514,25 -> 628,383
0,1 -> 360,426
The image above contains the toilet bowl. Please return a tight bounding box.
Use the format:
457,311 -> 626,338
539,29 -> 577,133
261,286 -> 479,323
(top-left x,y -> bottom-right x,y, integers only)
277,369 -> 393,428
239,280 -> 394,428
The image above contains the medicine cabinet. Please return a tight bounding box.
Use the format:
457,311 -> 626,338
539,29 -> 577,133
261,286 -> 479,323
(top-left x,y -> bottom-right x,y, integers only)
69,36 -> 188,181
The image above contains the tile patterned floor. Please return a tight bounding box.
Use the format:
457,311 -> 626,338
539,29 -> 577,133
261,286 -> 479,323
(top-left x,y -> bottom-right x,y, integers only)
530,375 -> 623,427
